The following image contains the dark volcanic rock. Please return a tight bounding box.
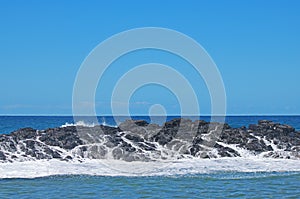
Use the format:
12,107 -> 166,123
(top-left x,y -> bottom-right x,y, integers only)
11,127 -> 37,143
0,151 -> 6,160
39,127 -> 83,149
214,143 -> 240,157
0,119 -> 299,162
150,118 -> 181,145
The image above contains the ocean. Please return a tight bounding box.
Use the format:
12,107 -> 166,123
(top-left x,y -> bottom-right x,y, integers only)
0,116 -> 300,198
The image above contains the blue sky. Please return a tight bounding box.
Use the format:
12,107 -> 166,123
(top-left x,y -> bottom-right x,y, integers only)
0,0 -> 299,115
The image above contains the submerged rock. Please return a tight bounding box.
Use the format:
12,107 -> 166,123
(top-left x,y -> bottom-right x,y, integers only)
0,119 -> 299,162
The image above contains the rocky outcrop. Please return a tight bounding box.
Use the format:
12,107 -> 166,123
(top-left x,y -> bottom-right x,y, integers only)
0,119 -> 299,162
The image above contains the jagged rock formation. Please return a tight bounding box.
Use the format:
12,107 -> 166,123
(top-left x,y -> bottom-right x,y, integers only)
0,119 -> 299,162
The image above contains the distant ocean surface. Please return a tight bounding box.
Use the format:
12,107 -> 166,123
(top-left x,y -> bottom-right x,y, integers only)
0,116 -> 300,198
1,115 -> 300,135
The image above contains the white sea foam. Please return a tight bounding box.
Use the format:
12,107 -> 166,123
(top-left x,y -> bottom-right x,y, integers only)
0,158 -> 299,179
61,121 -> 98,128
60,120 -> 118,128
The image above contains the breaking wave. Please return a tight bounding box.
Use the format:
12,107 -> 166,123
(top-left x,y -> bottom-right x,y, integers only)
0,158 -> 299,178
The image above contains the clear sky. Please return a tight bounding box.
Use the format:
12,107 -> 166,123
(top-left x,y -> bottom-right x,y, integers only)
0,0 -> 299,115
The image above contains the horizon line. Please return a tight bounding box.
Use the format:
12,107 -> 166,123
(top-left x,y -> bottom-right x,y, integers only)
0,114 -> 300,117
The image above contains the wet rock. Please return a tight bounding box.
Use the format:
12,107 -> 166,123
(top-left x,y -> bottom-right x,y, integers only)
134,120 -> 149,127
124,134 -> 144,142
11,127 -> 37,141
0,151 -> 6,160
215,143 -> 240,157
0,118 -> 299,162
150,119 -> 182,145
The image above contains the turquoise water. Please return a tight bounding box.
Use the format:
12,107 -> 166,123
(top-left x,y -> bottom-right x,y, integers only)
1,173 -> 299,198
0,116 -> 300,198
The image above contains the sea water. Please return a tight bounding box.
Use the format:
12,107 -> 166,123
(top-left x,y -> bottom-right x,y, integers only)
0,116 -> 299,198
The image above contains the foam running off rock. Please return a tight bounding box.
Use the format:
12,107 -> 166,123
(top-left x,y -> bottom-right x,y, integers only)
0,119 -> 299,163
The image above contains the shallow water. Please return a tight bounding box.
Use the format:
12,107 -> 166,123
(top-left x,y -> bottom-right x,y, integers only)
1,172 -> 299,198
